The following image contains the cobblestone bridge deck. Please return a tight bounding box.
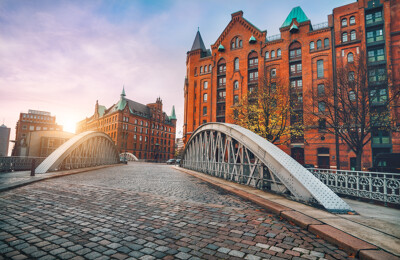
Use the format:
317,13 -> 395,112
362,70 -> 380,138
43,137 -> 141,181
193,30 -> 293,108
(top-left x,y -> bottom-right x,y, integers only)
0,163 -> 386,259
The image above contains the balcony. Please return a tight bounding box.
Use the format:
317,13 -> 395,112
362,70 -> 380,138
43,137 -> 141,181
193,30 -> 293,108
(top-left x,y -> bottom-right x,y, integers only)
289,71 -> 302,78
217,97 -> 226,103
311,22 -> 329,31
266,34 -> 281,42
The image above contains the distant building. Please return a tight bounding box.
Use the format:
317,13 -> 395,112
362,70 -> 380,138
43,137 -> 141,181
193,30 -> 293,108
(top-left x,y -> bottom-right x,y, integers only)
23,131 -> 74,157
76,88 -> 177,161
12,110 -> 63,156
175,138 -> 184,158
0,124 -> 11,156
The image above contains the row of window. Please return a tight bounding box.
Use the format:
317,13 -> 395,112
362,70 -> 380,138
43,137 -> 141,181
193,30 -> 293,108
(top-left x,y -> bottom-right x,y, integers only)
21,125 -> 60,131
195,64 -> 212,75
22,114 -> 54,121
265,49 -> 281,59
341,16 -> 356,27
342,30 -> 357,43
231,36 -> 243,49
310,38 -> 329,50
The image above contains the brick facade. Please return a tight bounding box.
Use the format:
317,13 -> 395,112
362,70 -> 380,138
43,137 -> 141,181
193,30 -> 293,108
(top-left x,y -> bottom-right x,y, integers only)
184,0 -> 400,170
12,110 -> 63,156
77,89 -> 177,161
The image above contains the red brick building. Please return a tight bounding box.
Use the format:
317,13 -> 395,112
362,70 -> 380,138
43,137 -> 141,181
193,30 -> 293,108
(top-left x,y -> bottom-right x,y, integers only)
77,88 -> 177,161
12,110 -> 64,156
184,0 -> 400,170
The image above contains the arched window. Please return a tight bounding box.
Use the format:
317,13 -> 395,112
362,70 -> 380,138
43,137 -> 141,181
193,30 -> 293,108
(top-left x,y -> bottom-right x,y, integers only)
342,32 -> 348,43
265,51 -> 269,59
234,81 -> 239,89
289,41 -> 301,59
234,58 -> 239,70
342,18 -> 347,27
317,39 -> 322,49
204,65 -> 207,73
310,41 -> 315,51
317,60 -> 324,78
209,65 -> 211,72
248,51 -> 258,68
203,93 -> 208,102
277,49 -> 281,57
347,52 -> 354,63
217,58 -> 226,74
194,67 -> 197,75
349,91 -> 356,101
349,16 -> 355,25
231,36 -> 242,49
350,30 -> 356,41
318,102 -> 326,113
271,50 -> 275,58
203,81 -> 208,89
200,66 -> 203,74
324,38 -> 329,48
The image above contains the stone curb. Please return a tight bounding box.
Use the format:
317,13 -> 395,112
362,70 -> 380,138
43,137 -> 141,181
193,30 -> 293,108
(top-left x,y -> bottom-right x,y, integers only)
0,164 -> 123,193
173,166 -> 400,260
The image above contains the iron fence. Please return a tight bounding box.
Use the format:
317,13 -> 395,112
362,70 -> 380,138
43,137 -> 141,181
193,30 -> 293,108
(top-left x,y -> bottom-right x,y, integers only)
309,168 -> 400,205
0,156 -> 46,172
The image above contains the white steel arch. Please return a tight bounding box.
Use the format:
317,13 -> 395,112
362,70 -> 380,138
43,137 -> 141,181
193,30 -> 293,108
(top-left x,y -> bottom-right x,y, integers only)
36,131 -> 119,173
120,152 -> 138,161
182,123 -> 353,213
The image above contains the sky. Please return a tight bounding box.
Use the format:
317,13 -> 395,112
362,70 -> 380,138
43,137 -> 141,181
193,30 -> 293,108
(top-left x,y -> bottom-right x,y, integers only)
0,0 -> 354,155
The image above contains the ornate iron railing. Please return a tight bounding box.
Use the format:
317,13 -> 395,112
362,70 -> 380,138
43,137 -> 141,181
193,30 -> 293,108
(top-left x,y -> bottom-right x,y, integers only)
266,34 -> 281,42
0,156 -> 46,172
309,169 -> 400,205
182,123 -> 353,213
312,22 -> 329,31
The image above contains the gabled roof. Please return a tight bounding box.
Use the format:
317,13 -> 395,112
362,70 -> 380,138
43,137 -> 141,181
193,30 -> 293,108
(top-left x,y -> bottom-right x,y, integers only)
281,6 -> 310,28
191,30 -> 207,52
126,99 -> 150,116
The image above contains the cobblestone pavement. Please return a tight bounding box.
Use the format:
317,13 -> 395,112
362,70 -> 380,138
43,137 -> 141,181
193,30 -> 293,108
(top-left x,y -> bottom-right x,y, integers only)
0,163 -> 356,260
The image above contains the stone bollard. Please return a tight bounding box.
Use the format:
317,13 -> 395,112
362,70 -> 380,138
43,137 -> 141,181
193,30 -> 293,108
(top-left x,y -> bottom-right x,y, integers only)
31,159 -> 36,176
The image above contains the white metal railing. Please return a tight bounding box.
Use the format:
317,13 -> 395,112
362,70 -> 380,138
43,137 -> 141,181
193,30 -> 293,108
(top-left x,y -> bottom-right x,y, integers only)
266,34 -> 281,42
312,22 -> 329,31
309,168 -> 400,205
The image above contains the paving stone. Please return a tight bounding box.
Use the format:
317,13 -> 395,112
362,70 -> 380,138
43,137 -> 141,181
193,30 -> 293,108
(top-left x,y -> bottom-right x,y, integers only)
175,252 -> 191,260
229,250 -> 245,257
84,251 -> 102,259
50,247 -> 66,255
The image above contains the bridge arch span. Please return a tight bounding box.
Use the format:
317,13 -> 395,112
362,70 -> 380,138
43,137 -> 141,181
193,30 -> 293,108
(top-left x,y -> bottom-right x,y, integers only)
36,131 -> 119,173
120,152 -> 138,161
182,123 -> 353,213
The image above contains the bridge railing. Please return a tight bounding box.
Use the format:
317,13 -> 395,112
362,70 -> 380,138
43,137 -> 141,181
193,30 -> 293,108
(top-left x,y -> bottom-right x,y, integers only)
0,156 -> 46,172
309,168 -> 400,205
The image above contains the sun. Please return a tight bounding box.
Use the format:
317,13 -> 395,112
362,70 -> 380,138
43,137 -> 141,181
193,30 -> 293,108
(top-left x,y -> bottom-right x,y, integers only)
62,120 -> 77,134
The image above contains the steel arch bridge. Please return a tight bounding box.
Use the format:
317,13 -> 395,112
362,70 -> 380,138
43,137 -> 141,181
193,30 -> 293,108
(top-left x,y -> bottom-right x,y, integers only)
36,131 -> 119,173
120,152 -> 139,161
182,123 -> 353,213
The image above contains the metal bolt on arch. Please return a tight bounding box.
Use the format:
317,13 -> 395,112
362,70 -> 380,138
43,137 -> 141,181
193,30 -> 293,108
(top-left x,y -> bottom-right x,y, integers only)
182,123 -> 354,213
35,131 -> 120,173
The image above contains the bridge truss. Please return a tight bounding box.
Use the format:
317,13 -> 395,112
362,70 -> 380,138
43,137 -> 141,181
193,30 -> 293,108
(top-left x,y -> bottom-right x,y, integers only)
182,123 -> 353,213
36,131 -> 119,173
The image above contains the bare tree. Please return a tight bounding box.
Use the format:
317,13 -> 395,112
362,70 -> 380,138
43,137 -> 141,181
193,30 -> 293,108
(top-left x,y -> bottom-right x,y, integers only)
307,53 -> 399,170
232,75 -> 303,145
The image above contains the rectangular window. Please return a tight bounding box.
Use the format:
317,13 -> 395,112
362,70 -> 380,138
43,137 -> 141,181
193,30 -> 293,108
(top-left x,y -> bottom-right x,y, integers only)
234,95 -> 239,104
366,11 -> 382,24
29,126 -> 34,130
369,67 -> 386,82
317,84 -> 325,96
367,29 -> 384,43
370,88 -> 388,105
218,77 -> 226,87
317,60 -> 324,78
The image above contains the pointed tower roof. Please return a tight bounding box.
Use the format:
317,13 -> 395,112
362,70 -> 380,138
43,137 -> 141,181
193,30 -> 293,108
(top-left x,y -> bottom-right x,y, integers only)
117,87 -> 127,110
281,6 -> 309,28
121,86 -> 126,97
169,106 -> 177,120
191,30 -> 207,52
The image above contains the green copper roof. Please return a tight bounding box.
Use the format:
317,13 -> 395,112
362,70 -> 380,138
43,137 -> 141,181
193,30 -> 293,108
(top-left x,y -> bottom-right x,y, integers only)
290,23 -> 299,32
281,6 -> 310,28
117,87 -> 127,110
98,105 -> 106,117
218,44 -> 225,51
121,86 -> 126,97
249,35 -> 256,43
169,106 -> 177,120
